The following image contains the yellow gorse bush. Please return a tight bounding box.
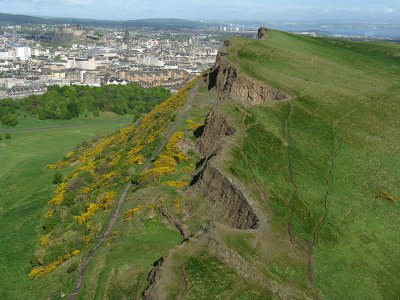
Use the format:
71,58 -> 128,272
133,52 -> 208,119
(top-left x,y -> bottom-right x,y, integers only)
40,235 -> 50,248
187,119 -> 204,131
173,198 -> 182,211
164,181 -> 189,188
44,209 -> 54,219
74,191 -> 116,224
124,207 -> 141,221
48,182 -> 67,206
140,131 -> 189,183
34,78 -> 199,278
29,249 -> 80,278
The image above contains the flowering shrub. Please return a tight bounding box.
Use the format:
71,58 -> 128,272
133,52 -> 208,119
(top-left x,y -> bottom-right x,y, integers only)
173,198 -> 182,211
164,181 -> 189,188
140,131 -> 189,183
48,183 -> 67,206
46,161 -> 70,170
74,203 -> 100,224
98,191 -> 116,210
40,235 -> 50,248
83,234 -> 92,246
124,207 -> 141,221
29,249 -> 80,278
74,192 -> 116,224
33,78 -> 199,278
44,210 -> 54,219
187,119 -> 204,131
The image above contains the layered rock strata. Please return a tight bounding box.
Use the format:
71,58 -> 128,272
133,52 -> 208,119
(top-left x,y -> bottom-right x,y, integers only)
208,52 -> 291,105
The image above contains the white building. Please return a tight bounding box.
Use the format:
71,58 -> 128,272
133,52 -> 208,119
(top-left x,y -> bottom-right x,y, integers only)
66,57 -> 96,70
15,47 -> 32,60
140,56 -> 164,67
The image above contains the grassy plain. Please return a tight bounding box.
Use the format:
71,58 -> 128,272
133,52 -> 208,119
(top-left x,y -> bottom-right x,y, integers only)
0,113 -> 130,299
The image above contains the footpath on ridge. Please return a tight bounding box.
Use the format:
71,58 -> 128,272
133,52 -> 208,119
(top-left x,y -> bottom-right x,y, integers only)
68,82 -> 199,300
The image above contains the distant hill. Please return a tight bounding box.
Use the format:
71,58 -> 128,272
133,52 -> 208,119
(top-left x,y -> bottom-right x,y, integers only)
126,18 -> 210,29
0,13 -> 211,28
0,13 -> 48,25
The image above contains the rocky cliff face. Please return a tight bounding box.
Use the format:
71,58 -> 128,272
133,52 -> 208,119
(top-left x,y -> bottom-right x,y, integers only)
193,105 -> 260,230
194,163 -> 259,229
143,257 -> 164,300
197,108 -> 235,157
208,52 -> 291,105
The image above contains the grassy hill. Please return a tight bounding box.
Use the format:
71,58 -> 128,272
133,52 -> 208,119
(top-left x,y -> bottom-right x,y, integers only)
2,30 -> 400,299
223,30 -> 400,298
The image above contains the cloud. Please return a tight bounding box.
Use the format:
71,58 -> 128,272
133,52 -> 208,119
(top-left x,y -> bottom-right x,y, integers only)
32,0 -> 91,6
383,6 -> 395,13
63,0 -> 91,4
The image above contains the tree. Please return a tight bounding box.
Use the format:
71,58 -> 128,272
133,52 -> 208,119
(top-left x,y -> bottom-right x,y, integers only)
0,114 -> 18,127
53,172 -> 63,184
4,133 -> 11,139
67,101 -> 79,118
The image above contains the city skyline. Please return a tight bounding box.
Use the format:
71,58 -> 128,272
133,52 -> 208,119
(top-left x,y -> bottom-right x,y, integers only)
0,0 -> 400,22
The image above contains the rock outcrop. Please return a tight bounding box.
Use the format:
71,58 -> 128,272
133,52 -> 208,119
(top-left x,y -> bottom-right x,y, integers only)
197,108 -> 235,157
257,27 -> 269,39
143,257 -> 164,300
193,105 -> 259,230
208,52 -> 291,105
143,224 -> 213,300
194,163 -> 259,230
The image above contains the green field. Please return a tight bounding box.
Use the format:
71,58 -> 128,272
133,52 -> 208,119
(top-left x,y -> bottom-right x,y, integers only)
0,113 -> 130,299
0,111 -> 134,131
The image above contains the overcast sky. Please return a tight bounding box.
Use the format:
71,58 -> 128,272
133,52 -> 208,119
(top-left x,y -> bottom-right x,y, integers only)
1,0 -> 400,22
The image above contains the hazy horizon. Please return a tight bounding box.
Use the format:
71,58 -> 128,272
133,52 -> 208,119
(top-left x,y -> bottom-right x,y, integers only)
0,0 -> 400,23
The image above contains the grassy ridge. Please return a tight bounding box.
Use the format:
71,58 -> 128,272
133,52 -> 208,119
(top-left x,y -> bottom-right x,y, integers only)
225,31 -> 400,298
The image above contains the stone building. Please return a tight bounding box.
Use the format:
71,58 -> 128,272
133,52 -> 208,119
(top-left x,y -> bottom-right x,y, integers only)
0,85 -> 47,99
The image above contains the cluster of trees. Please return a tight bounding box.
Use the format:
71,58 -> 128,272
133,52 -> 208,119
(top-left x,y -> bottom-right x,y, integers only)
0,83 -> 170,126
23,84 -> 170,120
0,99 -> 19,126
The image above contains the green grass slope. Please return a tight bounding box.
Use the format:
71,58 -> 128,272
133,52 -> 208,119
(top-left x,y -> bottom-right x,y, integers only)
0,115 -> 129,299
224,31 -> 400,298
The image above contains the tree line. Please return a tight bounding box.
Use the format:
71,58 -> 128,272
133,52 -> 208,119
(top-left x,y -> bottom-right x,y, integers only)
0,83 -> 170,126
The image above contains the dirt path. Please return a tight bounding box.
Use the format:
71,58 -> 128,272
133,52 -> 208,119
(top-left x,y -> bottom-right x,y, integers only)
152,81 -> 200,158
306,104 -> 366,292
68,82 -> 199,300
284,101 -> 297,244
69,183 -> 132,300
0,121 -> 130,134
